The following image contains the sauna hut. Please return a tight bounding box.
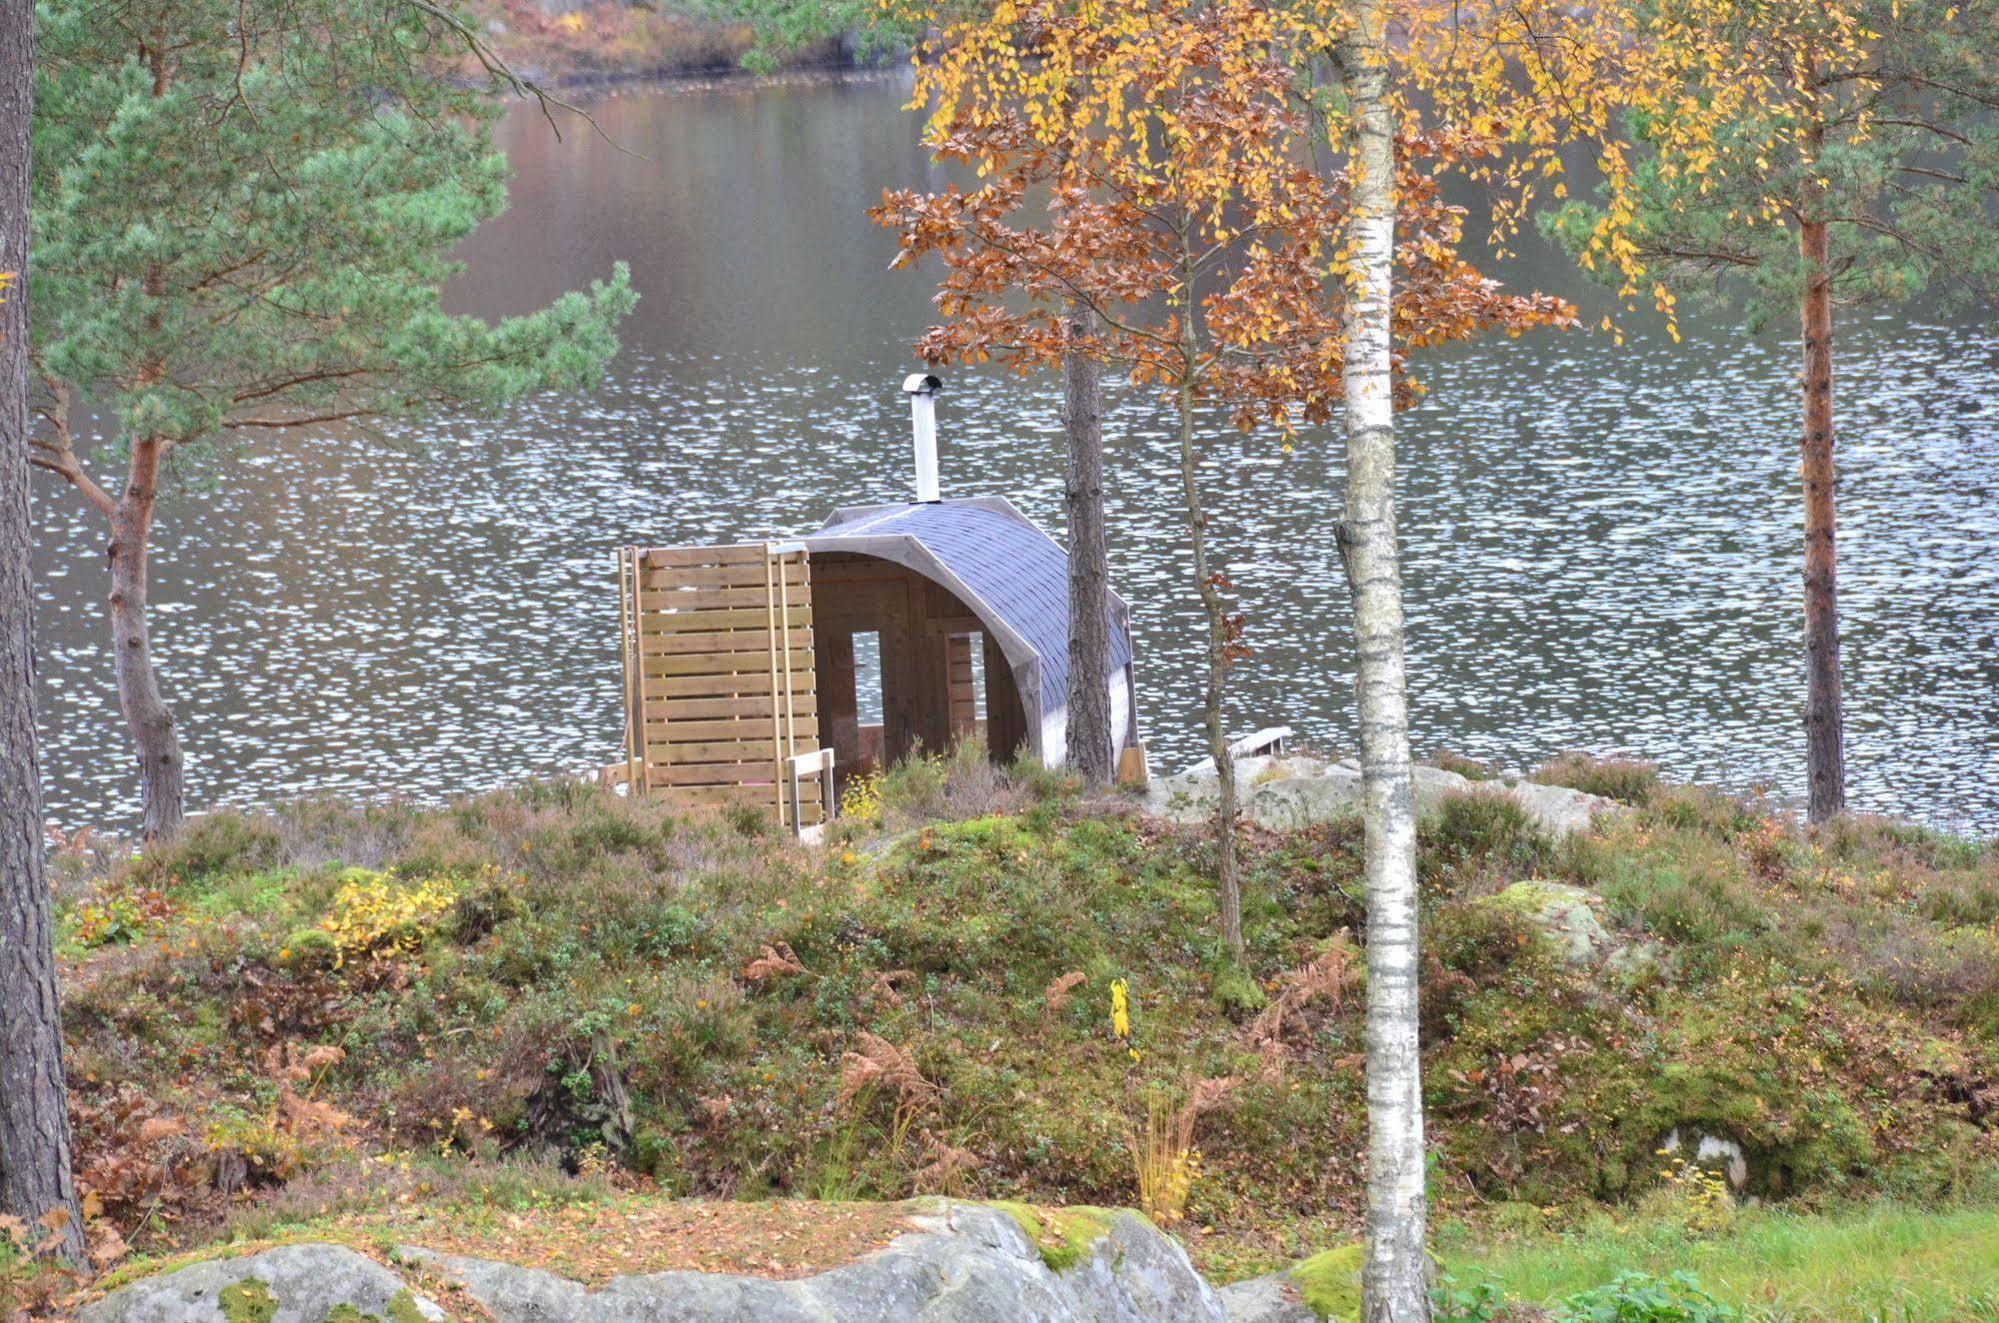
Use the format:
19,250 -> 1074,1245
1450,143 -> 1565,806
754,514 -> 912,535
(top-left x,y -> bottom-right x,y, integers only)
614,374 -> 1142,833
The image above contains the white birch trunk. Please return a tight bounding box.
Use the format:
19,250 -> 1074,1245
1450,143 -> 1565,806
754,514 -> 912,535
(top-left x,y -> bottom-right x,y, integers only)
1338,4 -> 1429,1318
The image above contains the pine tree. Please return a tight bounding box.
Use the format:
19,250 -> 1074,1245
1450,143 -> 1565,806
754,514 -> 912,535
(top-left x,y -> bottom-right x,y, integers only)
1544,0 -> 1999,821
2,0 -> 85,1267
27,0 -> 635,839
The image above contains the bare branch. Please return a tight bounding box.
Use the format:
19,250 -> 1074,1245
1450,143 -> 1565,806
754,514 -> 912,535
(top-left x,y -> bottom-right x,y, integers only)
391,0 -> 642,158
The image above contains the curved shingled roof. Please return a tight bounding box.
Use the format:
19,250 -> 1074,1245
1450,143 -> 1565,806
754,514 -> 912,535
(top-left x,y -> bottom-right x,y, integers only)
798,497 -> 1132,725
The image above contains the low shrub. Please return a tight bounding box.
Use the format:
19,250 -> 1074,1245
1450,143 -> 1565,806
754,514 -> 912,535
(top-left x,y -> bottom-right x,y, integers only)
1532,754 -> 1662,807
47,752 -> 1999,1277
1557,1270 -> 1739,1322
1422,792 -> 1554,896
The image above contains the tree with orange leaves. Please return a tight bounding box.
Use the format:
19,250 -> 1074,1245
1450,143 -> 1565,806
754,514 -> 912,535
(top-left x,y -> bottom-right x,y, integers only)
871,0 -> 1571,968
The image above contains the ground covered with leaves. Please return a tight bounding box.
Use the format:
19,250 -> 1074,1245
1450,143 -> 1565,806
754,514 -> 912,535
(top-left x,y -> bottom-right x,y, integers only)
22,748 -> 1999,1301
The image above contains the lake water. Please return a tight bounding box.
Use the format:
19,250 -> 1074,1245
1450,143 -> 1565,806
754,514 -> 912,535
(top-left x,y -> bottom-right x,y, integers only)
30,71 -> 1999,836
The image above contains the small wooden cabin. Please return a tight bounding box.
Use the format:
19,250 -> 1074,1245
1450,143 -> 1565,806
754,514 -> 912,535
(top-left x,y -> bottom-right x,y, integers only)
613,378 -> 1142,833
801,496 -> 1138,778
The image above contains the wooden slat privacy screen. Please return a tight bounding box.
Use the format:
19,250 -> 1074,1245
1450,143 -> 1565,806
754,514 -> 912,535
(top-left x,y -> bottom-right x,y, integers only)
618,543 -> 827,829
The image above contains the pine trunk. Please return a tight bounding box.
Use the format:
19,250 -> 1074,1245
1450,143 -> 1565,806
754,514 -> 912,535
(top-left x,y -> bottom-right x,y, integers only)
0,0 -> 86,1263
1798,217 -> 1845,823
1062,302 -> 1114,789
1339,5 -> 1429,1319
109,441 -> 185,842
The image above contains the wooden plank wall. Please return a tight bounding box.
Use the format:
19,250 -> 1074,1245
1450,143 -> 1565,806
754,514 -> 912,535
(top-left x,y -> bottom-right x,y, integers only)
621,544 -> 825,827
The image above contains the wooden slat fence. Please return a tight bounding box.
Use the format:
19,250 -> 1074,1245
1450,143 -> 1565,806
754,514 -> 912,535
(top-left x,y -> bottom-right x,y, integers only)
619,543 -> 829,831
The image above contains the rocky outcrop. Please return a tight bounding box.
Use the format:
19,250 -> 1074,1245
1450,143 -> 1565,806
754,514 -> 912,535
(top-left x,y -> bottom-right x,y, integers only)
78,1244 -> 446,1323
83,1204 -> 1227,1323
1145,755 -> 1623,841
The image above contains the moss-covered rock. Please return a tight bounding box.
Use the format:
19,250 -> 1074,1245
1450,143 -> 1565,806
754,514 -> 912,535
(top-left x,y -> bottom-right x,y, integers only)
1478,880 -> 1610,966
989,1201 -> 1123,1272
81,1246 -> 443,1323
1288,1243 -> 1363,1321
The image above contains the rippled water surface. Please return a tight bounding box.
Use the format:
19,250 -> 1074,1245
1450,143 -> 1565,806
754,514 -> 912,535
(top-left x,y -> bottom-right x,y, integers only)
31,73 -> 1999,835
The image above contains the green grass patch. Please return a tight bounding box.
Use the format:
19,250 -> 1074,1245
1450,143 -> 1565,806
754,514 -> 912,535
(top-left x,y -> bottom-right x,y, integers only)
1441,1204 -> 1999,1322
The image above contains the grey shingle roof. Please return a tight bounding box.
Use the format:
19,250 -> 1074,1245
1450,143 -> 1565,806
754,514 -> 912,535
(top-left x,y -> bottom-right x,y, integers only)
801,498 -> 1131,715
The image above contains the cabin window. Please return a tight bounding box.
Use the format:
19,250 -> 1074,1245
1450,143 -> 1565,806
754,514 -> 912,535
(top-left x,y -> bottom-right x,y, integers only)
853,630 -> 884,725
967,635 -> 987,720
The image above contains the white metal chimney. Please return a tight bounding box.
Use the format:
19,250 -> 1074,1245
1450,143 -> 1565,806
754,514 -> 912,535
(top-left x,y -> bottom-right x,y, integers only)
903,372 -> 943,503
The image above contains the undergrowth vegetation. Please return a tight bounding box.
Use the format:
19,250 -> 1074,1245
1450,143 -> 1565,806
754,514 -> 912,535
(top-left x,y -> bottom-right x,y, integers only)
1437,1201 -> 1999,1321
43,747 -> 1999,1283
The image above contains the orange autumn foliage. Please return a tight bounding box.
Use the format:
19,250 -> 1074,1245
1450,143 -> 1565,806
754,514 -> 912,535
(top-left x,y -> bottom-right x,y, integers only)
871,0 -> 1576,423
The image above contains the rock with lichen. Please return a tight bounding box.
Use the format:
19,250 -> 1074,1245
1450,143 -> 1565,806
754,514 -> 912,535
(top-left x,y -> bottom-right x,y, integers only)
83,1202 -> 1226,1323
80,1245 -> 444,1323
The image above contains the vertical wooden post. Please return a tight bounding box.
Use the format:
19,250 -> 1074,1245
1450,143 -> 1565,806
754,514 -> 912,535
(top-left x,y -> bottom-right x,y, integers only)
618,547 -> 641,795
775,545 -> 804,827
764,545 -> 787,832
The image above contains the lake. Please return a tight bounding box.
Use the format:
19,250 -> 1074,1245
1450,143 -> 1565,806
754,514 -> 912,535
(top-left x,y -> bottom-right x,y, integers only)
29,71 -> 1999,836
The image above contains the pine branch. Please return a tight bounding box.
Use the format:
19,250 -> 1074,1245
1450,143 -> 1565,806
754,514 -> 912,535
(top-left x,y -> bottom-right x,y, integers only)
28,438 -> 116,518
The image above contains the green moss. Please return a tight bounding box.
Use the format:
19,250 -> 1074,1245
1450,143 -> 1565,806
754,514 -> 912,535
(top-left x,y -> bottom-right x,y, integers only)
1289,1243 -> 1363,1321
1209,960 -> 1267,1015
218,1279 -> 278,1323
989,1202 -> 1123,1272
323,1306 -> 379,1323
278,927 -> 338,965
385,1291 -> 430,1323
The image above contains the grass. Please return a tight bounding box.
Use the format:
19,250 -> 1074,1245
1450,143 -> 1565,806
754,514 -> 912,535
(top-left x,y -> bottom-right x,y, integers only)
43,747 -> 1999,1290
1439,1203 -> 1999,1322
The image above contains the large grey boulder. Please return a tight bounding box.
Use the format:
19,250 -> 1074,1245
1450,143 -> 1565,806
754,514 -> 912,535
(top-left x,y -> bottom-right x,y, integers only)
1410,765 -> 1475,817
1506,779 -> 1621,839
407,1203 -> 1224,1323
1146,755 -> 1321,824
78,1244 -> 446,1323
1480,880 -> 1612,966
85,1204 -> 1226,1323
1145,750 -> 1621,842
1215,1274 -> 1316,1323
1246,765 -> 1363,831
1214,1243 -> 1363,1322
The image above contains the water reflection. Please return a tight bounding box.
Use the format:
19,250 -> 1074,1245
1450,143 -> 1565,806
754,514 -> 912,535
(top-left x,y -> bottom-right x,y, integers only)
29,73 -> 1998,835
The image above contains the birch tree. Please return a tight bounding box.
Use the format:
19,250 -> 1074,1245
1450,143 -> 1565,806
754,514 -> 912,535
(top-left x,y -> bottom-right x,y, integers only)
874,0 -> 1567,965
1331,2 -> 1427,1314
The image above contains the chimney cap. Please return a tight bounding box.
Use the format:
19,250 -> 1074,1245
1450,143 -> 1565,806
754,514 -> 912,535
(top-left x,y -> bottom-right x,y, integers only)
902,372 -> 943,396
